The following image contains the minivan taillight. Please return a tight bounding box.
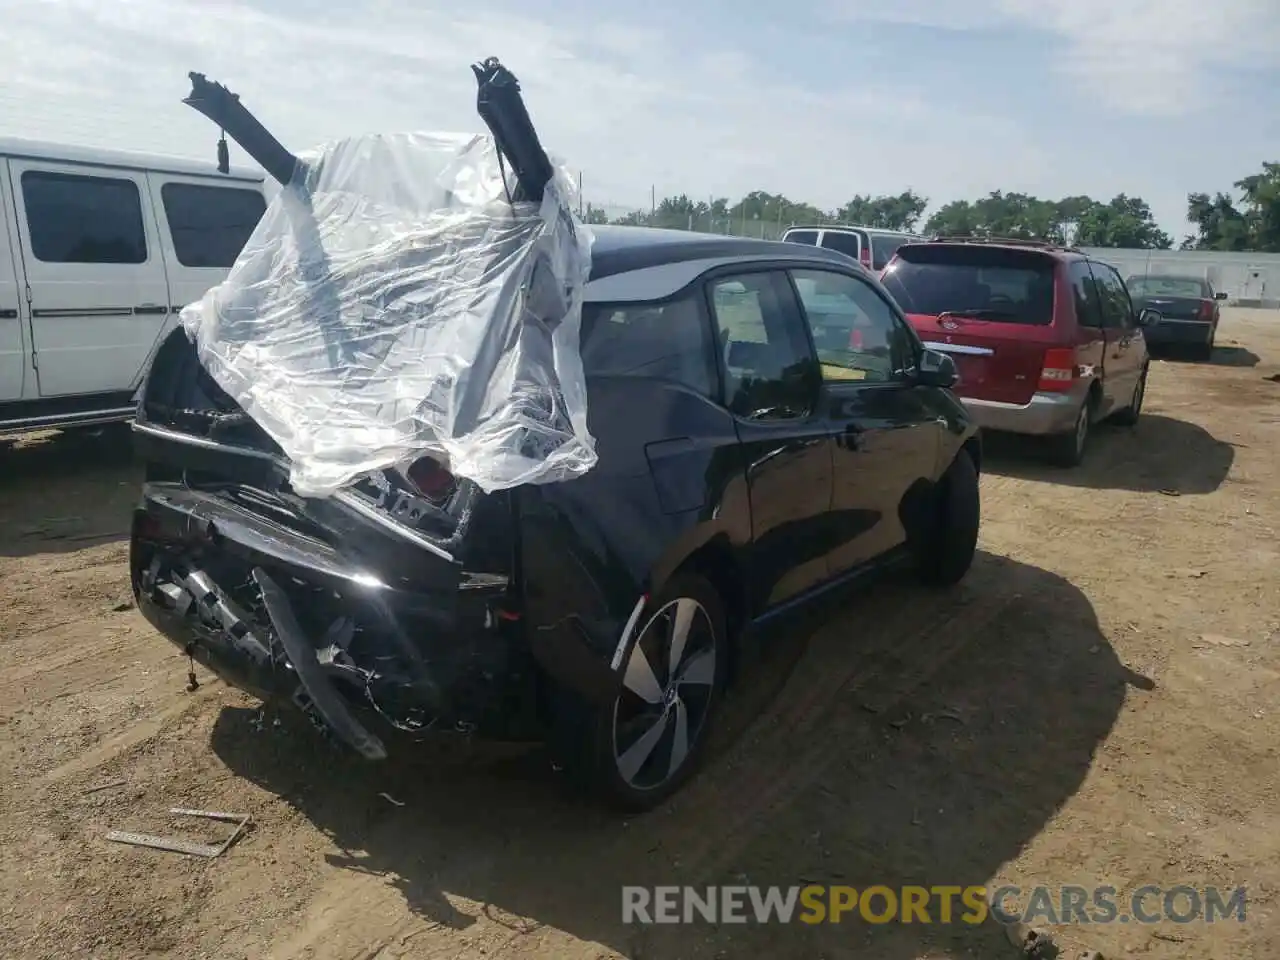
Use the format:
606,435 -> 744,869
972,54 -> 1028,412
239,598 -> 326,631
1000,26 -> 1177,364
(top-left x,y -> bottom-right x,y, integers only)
1037,348 -> 1078,392
859,246 -> 872,269
1197,299 -> 1214,320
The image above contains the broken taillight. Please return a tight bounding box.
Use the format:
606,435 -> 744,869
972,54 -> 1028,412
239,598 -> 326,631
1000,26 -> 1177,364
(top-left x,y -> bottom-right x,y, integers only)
404,456 -> 457,503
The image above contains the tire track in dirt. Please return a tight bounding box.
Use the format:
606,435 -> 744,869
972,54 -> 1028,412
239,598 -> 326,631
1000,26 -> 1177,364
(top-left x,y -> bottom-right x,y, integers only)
680,585 -> 1021,883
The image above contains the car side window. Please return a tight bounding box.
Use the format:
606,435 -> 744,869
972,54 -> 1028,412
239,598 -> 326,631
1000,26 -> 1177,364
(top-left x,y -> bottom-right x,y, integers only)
580,295 -> 717,398
789,269 -> 913,383
1070,261 -> 1104,327
707,272 -> 819,420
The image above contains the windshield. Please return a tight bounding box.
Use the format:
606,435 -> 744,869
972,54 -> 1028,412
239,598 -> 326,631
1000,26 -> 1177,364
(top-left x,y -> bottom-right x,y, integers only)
1126,277 -> 1207,299
881,246 -> 1056,325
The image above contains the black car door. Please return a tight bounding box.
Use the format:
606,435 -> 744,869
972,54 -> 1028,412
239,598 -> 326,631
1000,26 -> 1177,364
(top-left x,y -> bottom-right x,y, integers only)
787,266 -> 941,573
704,269 -> 838,610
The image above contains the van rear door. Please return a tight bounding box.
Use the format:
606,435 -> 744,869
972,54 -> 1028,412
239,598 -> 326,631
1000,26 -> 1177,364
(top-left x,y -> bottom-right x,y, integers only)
881,244 -> 1058,406
0,163 -> 25,401
147,174 -> 267,316
8,159 -> 171,398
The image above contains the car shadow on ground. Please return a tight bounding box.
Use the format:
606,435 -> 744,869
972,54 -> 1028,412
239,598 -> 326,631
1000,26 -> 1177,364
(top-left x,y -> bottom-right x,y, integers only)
0,428 -> 138,557
981,413 -> 1234,495
211,550 -> 1150,959
1150,344 -> 1260,368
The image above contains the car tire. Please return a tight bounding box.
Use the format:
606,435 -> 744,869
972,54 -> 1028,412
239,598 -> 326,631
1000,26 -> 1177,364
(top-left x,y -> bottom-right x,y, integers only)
555,571 -> 728,812
1048,396 -> 1092,467
1111,366 -> 1147,427
913,447 -> 980,588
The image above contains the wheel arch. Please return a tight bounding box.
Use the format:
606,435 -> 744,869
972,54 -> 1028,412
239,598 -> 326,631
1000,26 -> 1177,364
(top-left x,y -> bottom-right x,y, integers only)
650,529 -> 749,683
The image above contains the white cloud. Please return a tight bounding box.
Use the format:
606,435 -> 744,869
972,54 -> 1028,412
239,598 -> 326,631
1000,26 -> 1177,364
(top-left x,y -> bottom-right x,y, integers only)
0,0 -> 1055,216
828,0 -> 1280,117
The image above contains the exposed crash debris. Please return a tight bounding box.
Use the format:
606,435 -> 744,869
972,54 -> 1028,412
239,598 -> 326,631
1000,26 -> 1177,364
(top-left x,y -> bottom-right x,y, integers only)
105,808 -> 250,859
178,61 -> 596,498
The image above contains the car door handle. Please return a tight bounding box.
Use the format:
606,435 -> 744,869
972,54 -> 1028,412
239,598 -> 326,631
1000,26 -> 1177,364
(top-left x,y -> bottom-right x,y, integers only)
134,304 -> 169,315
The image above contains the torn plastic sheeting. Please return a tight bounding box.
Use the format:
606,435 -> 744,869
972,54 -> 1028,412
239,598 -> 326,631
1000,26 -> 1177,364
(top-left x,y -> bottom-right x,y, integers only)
179,130 -> 596,498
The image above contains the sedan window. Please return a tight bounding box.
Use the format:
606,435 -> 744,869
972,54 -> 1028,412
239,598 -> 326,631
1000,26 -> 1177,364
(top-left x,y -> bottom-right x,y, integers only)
708,272 -> 819,420
790,269 -> 912,383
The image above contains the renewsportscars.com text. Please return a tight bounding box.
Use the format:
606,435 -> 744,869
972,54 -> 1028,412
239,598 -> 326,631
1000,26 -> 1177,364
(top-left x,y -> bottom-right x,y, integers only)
622,884 -> 1248,925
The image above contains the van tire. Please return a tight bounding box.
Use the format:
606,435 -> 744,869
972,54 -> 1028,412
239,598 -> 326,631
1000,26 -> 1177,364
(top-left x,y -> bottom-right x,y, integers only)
1049,397 -> 1092,467
1111,366 -> 1147,427
913,448 -> 980,588
553,571 -> 728,812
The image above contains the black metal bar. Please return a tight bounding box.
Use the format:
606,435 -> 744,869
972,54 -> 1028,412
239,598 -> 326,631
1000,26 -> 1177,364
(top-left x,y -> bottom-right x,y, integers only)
182,73 -> 300,186
472,58 -> 555,204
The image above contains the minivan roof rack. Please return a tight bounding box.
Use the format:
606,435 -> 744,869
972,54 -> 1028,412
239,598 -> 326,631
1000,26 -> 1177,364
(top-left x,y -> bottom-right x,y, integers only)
925,234 -> 1082,253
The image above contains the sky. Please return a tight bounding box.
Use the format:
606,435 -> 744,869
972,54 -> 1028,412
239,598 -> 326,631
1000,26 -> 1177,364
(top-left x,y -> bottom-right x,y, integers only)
0,0 -> 1278,240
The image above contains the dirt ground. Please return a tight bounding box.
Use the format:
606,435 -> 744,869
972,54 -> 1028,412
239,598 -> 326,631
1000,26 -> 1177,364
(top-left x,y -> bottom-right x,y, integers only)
1,309 -> 1278,960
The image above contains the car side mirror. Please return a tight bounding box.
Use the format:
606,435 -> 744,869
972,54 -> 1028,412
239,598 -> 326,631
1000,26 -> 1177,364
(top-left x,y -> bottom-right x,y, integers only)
915,348 -> 958,388
1214,291 -> 1228,301
1139,308 -> 1162,327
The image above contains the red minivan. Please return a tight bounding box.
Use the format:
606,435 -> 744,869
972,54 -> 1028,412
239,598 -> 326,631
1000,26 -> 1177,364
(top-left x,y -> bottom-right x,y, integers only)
880,238 -> 1155,466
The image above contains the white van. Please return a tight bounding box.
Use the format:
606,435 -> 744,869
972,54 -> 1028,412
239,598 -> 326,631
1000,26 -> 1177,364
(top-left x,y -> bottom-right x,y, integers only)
781,225 -> 926,273
0,137 -> 266,438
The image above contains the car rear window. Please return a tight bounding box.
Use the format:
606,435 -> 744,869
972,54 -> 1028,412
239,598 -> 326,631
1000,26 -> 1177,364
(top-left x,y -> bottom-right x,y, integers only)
880,245 -> 1057,326
783,230 -> 819,245
1125,276 -> 1206,299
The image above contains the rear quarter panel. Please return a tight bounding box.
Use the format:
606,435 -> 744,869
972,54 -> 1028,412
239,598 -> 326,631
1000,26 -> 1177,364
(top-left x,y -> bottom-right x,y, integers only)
518,377 -> 749,667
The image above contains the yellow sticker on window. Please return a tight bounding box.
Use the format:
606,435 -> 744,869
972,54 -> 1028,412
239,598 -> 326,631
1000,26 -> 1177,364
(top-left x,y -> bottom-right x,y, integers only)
821,364 -> 867,381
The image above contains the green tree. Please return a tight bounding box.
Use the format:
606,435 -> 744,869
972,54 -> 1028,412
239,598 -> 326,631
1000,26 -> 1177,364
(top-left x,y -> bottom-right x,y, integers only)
1073,194 -> 1172,249
835,190 -> 927,231
1184,191 -> 1253,250
1235,162 -> 1280,251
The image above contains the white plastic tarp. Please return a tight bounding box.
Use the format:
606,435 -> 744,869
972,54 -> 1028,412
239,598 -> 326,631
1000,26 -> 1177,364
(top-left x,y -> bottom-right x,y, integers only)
179,131 -> 596,498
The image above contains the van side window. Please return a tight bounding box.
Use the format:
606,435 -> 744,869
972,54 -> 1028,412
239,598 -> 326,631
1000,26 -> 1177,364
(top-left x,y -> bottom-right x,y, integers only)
1070,261 -> 1103,327
819,231 -> 861,261
161,184 -> 268,268
1089,263 -> 1134,329
21,171 -> 147,264
708,271 -> 819,420
580,296 -> 716,398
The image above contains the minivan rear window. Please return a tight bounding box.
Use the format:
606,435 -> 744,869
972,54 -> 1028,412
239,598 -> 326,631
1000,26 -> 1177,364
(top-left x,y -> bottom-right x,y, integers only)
880,246 -> 1056,326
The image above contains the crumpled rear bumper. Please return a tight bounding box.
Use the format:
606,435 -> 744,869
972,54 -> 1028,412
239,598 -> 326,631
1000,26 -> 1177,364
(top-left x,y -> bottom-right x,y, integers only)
130,482 -> 537,753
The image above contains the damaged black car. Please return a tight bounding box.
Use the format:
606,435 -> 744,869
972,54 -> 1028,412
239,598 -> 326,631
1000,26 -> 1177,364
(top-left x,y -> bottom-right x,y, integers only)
129,60 -> 982,811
